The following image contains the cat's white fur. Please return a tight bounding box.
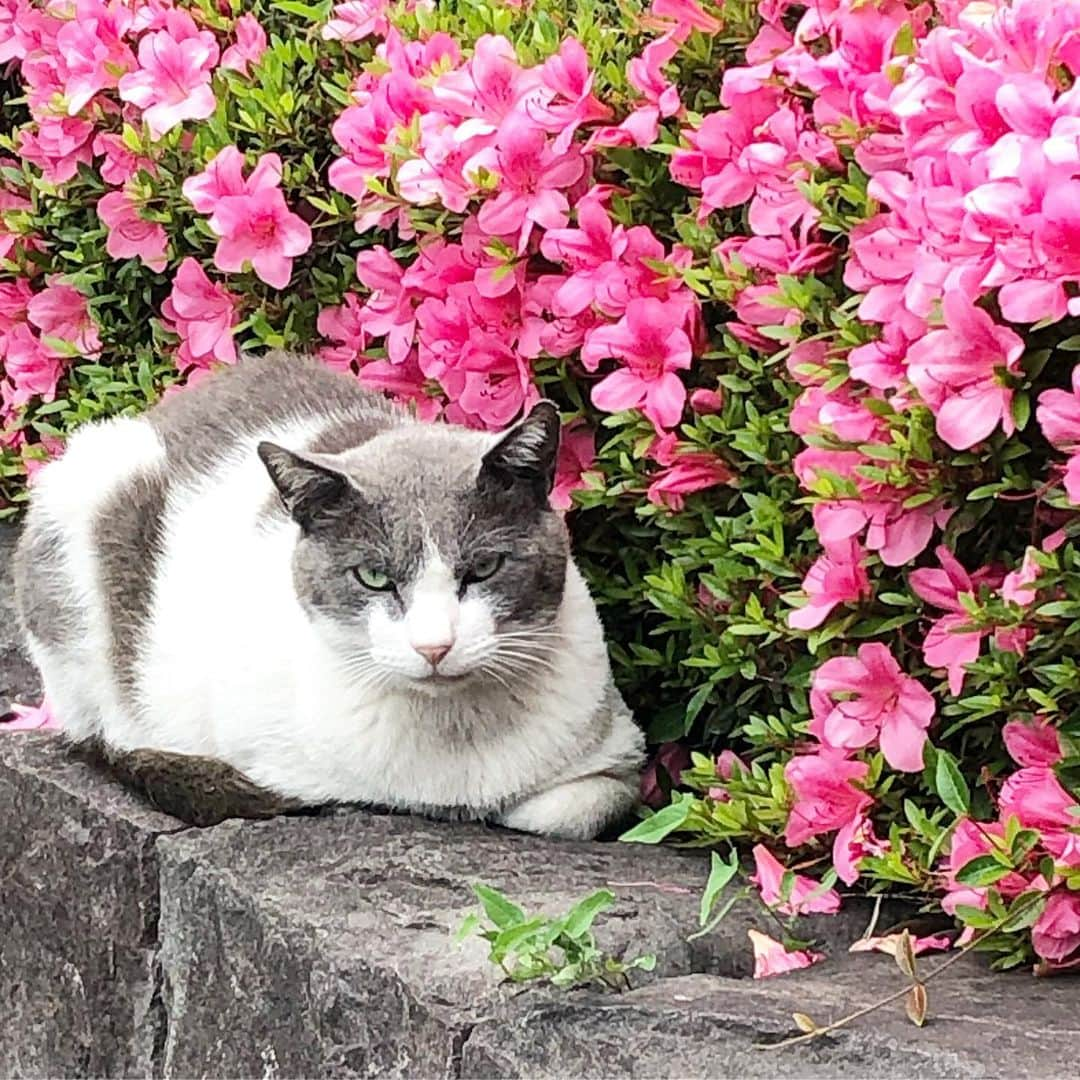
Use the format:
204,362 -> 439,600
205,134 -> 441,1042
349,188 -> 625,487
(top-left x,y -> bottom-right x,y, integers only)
22,409 -> 644,839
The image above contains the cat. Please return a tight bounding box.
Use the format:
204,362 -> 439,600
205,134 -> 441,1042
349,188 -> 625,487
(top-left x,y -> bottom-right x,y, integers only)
13,351 -> 644,838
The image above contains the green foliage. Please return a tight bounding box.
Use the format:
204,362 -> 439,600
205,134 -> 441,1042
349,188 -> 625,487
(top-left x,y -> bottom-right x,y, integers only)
455,884 -> 656,989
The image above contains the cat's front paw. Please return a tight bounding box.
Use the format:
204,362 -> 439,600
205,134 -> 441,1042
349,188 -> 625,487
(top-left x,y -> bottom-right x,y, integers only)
498,773 -> 638,840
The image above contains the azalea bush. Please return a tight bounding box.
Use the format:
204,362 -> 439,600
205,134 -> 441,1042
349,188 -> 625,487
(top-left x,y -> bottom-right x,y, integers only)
4,0 -> 1080,977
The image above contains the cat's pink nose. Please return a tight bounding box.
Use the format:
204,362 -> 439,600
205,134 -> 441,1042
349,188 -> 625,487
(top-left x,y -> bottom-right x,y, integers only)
414,642 -> 452,668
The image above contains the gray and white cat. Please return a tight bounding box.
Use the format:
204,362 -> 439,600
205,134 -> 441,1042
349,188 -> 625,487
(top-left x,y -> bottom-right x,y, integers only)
13,351 -> 644,838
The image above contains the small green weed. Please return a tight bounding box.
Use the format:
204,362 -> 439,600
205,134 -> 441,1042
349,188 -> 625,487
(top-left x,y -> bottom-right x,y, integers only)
455,884 -> 656,990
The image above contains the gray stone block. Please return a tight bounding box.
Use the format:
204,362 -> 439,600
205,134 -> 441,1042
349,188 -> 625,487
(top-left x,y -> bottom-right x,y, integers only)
0,734 -> 183,1078
461,962 -> 1080,1079
0,524 -> 41,715
153,811 -> 909,1078
2,712 -> 1079,1079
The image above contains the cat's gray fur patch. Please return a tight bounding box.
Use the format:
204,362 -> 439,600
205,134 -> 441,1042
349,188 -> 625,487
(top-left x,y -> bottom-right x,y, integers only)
13,511 -> 84,650
94,469 -> 168,704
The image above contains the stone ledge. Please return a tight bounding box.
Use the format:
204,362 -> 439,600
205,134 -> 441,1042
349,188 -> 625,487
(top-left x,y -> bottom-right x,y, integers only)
3,735 -> 1079,1079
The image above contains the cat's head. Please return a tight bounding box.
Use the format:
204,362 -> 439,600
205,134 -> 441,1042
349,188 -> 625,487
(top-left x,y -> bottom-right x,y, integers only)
258,402 -> 569,695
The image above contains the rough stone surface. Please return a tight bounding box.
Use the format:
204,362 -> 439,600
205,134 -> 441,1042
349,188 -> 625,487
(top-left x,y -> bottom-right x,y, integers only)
0,524 -> 41,717
0,735 -> 183,1078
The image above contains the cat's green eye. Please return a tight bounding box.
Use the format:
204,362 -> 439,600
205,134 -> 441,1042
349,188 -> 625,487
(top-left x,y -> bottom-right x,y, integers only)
466,554 -> 505,585
353,566 -> 394,591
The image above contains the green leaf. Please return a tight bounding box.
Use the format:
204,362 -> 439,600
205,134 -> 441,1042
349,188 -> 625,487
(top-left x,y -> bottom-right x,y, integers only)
955,854 -> 1012,887
934,750 -> 971,816
699,849 -> 739,927
562,890 -> 615,938
471,884 -> 526,929
619,798 -> 692,844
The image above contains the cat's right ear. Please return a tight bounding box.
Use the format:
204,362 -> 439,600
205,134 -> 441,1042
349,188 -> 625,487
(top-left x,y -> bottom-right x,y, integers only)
258,443 -> 349,531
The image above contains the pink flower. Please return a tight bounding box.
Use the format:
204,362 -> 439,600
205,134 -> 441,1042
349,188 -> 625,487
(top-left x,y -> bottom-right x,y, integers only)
220,14 -> 267,76
748,929 -> 824,979
2,697 -> 60,731
788,539 -> 871,630
585,298 -> 693,431
832,811 -> 888,886
849,933 -> 952,957
1001,548 -> 1042,607
161,258 -> 238,370
118,10 -> 220,140
476,126 -> 585,254
784,749 -> 872,848
906,294 -> 1025,451
93,133 -> 154,185
56,0 -> 135,115
998,767 -> 1080,840
1038,366 -> 1080,450
1003,717 -> 1064,768
750,844 -> 841,915
640,742 -> 691,808
322,0 -> 389,42
1032,891 -> 1080,962
909,546 -> 991,696
809,643 -> 935,772
185,150 -> 312,289
651,0 -> 722,39
551,422 -> 596,510
97,190 -> 169,272
2,325 -> 65,404
645,439 -> 733,510
182,145 -> 268,211
18,117 -> 95,185
689,388 -> 724,414
942,818 -> 1034,916
26,280 -> 101,358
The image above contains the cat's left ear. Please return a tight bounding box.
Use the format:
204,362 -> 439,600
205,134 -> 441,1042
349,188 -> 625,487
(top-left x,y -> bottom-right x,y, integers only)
258,442 -> 350,531
479,401 -> 561,503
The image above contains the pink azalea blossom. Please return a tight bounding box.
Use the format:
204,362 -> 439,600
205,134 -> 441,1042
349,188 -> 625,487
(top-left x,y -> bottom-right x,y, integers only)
161,258 -> 238,370
18,117 -> 95,185
909,546 -> 993,695
1038,365 -> 1080,450
809,642 -> 935,772
185,150 -> 312,289
849,933 -> 952,957
26,280 -> 101,358
2,697 -> 60,731
645,438 -> 733,510
832,811 -> 888,886
1032,891 -> 1080,962
585,298 -> 693,431
784,749 -> 872,848
475,126 -> 585,254
788,538 -> 872,630
998,767 -> 1080,865
3,324 -> 65,404
93,133 -> 155,186
942,818 -> 1034,916
221,14 -> 268,77
748,929 -> 824,979
118,10 -> 220,140
750,844 -> 841,915
1001,548 -> 1043,607
906,293 -> 1025,451
1003,716 -> 1064,768
322,0 -> 390,43
56,0 -> 135,115
97,190 -> 169,272
689,387 -> 724,414
551,422 -> 596,510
